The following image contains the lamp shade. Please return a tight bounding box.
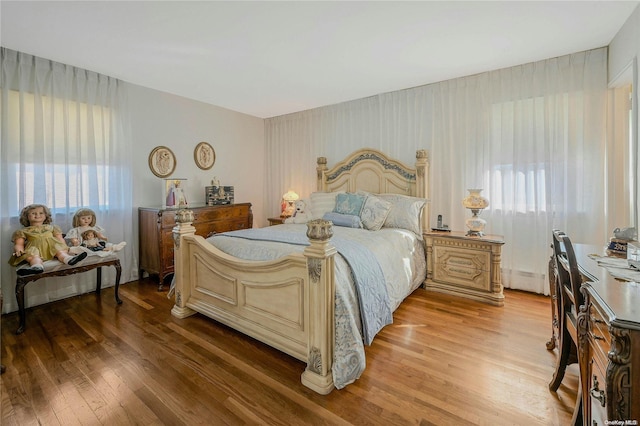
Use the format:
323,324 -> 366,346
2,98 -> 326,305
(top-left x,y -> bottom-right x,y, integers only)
282,190 -> 299,202
462,189 -> 489,210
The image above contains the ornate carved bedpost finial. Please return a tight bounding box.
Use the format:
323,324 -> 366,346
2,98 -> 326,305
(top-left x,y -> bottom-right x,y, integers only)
306,219 -> 333,241
175,209 -> 194,224
317,157 -> 328,190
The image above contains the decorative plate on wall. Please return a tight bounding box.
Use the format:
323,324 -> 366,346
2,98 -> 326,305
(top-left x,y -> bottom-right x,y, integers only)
148,146 -> 176,178
194,141 -> 215,170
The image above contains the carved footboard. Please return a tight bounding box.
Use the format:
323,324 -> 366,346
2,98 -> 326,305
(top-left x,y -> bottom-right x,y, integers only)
170,209 -> 337,394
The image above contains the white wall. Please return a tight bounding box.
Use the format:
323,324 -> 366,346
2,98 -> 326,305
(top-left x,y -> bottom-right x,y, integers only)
608,4 -> 639,84
128,83 -> 266,228
608,4 -> 639,231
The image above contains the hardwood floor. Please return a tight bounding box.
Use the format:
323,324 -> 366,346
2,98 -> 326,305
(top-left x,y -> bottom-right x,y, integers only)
1,279 -> 577,425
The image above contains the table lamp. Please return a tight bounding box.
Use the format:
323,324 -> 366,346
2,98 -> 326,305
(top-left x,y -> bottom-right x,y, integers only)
462,189 -> 489,236
281,190 -> 299,218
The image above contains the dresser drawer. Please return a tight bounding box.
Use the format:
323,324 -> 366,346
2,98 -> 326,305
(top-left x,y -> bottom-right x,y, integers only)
432,245 -> 491,291
194,205 -> 250,222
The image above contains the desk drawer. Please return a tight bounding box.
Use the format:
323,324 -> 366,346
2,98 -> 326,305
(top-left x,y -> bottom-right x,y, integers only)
588,301 -> 611,368
588,358 -> 608,426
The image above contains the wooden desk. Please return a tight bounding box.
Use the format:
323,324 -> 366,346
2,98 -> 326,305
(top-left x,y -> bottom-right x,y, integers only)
573,244 -> 640,425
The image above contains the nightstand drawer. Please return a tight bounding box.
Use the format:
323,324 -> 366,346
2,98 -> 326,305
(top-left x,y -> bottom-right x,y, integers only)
432,245 -> 491,291
424,231 -> 504,306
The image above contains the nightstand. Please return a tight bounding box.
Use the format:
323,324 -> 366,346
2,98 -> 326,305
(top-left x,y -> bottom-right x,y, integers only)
423,231 -> 505,306
267,217 -> 285,226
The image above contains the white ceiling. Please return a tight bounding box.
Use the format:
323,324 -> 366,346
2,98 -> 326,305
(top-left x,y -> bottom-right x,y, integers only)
1,1 -> 638,118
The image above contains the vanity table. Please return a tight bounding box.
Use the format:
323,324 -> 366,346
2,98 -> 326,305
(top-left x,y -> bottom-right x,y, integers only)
573,245 -> 640,425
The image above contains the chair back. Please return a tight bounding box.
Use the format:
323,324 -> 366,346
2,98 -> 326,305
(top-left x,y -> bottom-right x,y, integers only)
552,230 -> 583,332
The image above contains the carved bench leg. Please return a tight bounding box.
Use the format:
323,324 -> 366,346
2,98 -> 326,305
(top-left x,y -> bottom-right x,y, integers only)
15,278 -> 27,335
114,261 -> 122,304
95,263 -> 123,304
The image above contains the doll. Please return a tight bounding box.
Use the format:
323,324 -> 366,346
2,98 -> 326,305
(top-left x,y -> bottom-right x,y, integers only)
79,229 -> 126,253
8,204 -> 88,276
80,229 -> 107,251
66,208 -> 107,247
67,208 -> 126,253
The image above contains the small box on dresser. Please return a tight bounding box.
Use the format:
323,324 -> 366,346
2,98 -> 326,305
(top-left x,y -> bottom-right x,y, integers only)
139,203 -> 253,290
424,231 -> 505,306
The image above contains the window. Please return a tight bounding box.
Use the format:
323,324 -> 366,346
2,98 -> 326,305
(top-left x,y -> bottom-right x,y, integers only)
488,95 -> 563,213
5,90 -> 114,216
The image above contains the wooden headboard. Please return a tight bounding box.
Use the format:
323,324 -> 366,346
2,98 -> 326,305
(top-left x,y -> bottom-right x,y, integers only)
316,148 -> 430,232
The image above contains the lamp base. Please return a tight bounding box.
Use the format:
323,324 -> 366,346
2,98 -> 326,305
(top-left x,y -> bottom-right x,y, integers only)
465,210 -> 486,237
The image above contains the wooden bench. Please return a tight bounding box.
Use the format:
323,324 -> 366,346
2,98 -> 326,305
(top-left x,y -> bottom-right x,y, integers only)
14,254 -> 122,334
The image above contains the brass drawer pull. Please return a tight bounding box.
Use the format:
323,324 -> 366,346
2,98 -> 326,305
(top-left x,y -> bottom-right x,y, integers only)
593,335 -> 605,341
590,376 -> 606,407
591,316 -> 605,324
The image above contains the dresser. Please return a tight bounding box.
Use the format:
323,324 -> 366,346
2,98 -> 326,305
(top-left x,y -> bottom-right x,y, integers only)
423,231 -> 505,306
573,245 -> 640,425
138,203 -> 253,290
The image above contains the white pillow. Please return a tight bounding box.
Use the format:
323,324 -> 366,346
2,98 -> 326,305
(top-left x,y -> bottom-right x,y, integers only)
377,193 -> 427,236
360,195 -> 392,231
310,192 -> 342,220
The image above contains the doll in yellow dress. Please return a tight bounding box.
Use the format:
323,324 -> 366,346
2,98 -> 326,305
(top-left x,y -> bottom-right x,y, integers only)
8,204 -> 87,276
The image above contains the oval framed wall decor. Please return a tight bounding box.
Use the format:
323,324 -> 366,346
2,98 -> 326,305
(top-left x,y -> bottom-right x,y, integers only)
148,146 -> 176,178
194,141 -> 215,170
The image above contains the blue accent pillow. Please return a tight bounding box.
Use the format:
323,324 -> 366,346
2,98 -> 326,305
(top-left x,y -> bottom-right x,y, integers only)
323,212 -> 363,228
333,193 -> 366,216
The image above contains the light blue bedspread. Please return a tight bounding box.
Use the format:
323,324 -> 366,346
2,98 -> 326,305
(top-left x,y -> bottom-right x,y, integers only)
221,227 -> 392,345
208,224 -> 426,389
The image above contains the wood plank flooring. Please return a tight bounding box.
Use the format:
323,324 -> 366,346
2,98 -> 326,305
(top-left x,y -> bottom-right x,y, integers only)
1,279 -> 577,425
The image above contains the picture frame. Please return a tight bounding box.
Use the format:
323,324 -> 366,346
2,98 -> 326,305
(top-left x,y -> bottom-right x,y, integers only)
164,178 -> 188,208
194,141 -> 215,170
148,146 -> 176,178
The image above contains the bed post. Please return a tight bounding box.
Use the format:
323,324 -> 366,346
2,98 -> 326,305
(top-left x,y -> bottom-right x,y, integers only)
301,219 -> 336,395
170,209 -> 197,318
416,149 -> 430,233
316,156 -> 328,191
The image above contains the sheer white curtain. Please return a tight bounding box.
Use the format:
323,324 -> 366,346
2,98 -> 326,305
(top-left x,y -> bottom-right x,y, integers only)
266,47 -> 622,294
1,48 -> 134,313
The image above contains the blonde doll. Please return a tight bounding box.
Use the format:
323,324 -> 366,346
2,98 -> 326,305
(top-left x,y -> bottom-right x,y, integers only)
8,204 -> 88,276
66,208 -> 107,247
67,208 -> 126,253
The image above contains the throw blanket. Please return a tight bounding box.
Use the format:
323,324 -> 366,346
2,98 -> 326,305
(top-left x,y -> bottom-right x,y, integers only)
221,227 -> 392,345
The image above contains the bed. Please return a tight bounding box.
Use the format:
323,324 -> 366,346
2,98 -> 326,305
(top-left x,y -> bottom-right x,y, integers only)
170,148 -> 430,394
